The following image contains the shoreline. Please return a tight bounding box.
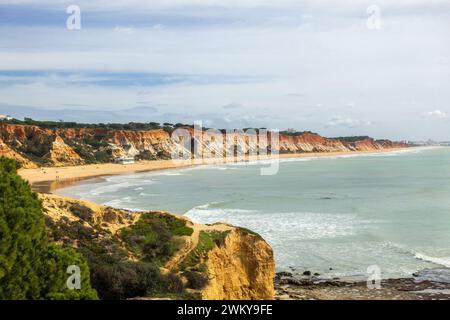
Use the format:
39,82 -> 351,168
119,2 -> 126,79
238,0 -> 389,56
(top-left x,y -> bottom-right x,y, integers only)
20,147 -> 414,193
275,271 -> 450,300
19,145 -> 450,300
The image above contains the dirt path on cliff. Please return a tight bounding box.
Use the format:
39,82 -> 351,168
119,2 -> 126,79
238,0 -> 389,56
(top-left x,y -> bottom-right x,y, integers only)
164,222 -> 234,272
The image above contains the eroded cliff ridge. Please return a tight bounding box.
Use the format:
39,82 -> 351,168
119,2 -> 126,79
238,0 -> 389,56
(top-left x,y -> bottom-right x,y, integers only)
40,193 -> 275,300
0,123 -> 409,167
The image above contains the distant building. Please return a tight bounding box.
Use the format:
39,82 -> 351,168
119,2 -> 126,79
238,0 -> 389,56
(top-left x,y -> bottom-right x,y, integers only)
409,139 -> 450,146
0,114 -> 12,121
114,156 -> 135,164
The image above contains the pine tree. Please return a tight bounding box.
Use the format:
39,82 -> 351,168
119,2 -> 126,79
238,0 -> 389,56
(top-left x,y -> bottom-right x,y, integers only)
0,157 -> 97,299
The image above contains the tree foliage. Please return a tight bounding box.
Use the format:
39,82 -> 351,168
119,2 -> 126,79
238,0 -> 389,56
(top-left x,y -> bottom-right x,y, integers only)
0,157 -> 97,299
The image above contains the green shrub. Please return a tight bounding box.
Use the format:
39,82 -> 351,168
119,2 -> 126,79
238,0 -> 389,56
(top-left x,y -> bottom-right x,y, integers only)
94,150 -> 112,163
89,261 -> 166,300
180,230 -> 229,272
120,213 -> 193,265
166,272 -> 184,294
0,157 -> 97,299
183,271 -> 209,290
70,203 -> 94,222
42,244 -> 98,300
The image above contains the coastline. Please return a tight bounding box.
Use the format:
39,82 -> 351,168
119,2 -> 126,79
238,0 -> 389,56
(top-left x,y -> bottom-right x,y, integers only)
275,271 -> 450,300
20,145 -> 450,300
20,147 -> 412,193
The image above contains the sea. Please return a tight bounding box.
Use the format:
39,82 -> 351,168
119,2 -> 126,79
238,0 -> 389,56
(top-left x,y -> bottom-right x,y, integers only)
56,147 -> 450,280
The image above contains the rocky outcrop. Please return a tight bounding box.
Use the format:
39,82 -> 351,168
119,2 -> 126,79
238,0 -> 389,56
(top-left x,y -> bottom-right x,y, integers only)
202,228 -> 275,300
0,123 -> 410,167
0,137 -> 37,168
40,193 -> 275,300
41,193 -> 139,236
44,136 -> 84,167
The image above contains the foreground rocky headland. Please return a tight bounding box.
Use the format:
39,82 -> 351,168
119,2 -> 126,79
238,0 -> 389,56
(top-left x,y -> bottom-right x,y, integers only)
40,190 -> 450,300
40,193 -> 275,300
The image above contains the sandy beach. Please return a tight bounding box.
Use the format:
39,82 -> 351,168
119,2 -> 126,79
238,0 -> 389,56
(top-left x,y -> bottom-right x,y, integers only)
19,148 -> 410,192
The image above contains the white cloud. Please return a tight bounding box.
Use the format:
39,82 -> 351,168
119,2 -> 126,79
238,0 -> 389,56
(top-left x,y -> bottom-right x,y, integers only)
113,26 -> 134,34
424,109 -> 449,119
327,116 -> 373,128
2,0 -> 450,10
1,1 -> 450,140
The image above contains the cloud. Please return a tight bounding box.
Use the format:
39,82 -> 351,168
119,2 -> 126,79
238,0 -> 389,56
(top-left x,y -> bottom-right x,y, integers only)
327,116 -> 373,128
424,109 -> 448,120
3,0 -> 450,11
222,103 -> 242,110
1,1 -> 450,140
114,26 -> 134,34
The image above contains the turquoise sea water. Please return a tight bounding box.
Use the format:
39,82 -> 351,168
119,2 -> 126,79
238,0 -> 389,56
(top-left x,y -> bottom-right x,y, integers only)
56,147 -> 450,279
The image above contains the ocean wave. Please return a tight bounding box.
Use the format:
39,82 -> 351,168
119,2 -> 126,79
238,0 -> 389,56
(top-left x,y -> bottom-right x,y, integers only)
385,241 -> 450,269
90,182 -> 135,195
185,205 -> 257,218
152,170 -> 187,176
415,253 -> 450,268
89,178 -> 157,196
185,206 -> 372,241
138,192 -> 157,197
103,196 -> 133,207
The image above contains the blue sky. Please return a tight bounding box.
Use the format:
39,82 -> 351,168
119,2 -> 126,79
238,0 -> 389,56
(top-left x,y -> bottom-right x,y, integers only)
0,0 -> 449,140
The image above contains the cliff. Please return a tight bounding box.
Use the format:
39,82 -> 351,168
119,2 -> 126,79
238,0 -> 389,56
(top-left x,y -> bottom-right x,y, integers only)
40,193 -> 275,300
0,123 -> 409,167
45,136 -> 84,166
202,228 -> 275,300
0,137 -> 37,168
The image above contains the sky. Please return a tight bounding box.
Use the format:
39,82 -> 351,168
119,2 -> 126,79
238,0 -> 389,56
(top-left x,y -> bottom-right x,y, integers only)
0,0 -> 449,140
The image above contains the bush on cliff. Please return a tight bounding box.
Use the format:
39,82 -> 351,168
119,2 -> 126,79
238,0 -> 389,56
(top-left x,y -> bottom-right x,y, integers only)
183,271 -> 209,290
120,213 -> 193,265
45,207 -> 191,299
180,230 -> 229,276
88,260 -> 166,300
0,157 -> 97,299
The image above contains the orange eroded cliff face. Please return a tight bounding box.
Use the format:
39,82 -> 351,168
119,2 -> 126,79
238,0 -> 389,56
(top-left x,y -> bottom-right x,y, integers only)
45,135 -> 84,167
279,132 -> 348,153
0,137 -> 37,168
0,123 -> 409,167
201,228 -> 275,300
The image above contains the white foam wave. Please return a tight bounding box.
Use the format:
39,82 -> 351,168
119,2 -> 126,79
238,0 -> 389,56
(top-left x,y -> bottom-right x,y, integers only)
415,253 -> 450,268
160,172 -> 185,176
90,179 -> 156,195
139,192 -> 157,197
103,196 -> 132,208
185,205 -> 371,241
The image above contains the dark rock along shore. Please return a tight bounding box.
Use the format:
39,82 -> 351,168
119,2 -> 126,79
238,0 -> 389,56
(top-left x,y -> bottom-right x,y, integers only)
275,269 -> 450,300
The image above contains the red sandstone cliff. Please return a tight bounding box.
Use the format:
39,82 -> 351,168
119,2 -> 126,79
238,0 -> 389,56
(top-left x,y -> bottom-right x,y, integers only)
0,123 -> 409,167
